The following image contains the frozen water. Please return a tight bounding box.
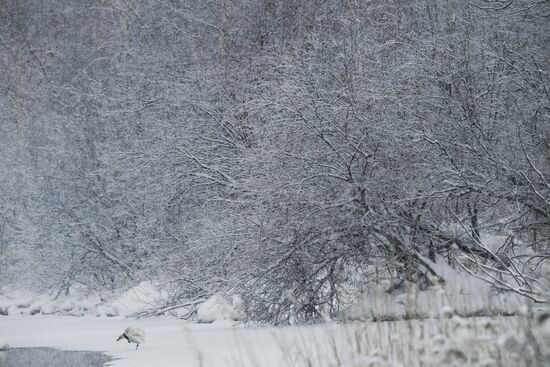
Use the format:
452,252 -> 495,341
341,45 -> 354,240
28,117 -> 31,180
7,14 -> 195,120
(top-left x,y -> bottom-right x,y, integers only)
1,347 -> 112,367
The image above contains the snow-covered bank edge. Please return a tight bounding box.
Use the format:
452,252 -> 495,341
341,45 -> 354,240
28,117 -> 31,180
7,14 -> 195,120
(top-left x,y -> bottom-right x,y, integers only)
0,282 -> 164,318
0,282 -> 243,324
2,255 -> 545,324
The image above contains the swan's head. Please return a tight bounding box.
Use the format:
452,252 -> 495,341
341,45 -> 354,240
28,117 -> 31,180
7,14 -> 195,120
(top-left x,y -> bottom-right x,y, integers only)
116,333 -> 126,342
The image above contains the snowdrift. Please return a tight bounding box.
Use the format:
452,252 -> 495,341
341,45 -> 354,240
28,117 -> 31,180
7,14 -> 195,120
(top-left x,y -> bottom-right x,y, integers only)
196,294 -> 243,323
0,281 -> 167,318
0,283 -> 244,323
347,256 -> 529,320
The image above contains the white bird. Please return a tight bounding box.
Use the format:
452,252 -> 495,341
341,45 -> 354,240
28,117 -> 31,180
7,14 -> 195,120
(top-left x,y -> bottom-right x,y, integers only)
116,327 -> 145,350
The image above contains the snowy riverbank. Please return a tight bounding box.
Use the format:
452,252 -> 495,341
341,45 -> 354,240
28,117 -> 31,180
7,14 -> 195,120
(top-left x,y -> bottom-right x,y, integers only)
0,315 -> 304,367
1,313 -> 549,367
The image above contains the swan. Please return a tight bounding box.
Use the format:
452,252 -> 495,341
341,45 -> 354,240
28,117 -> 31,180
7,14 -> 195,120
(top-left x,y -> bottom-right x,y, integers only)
116,327 -> 145,350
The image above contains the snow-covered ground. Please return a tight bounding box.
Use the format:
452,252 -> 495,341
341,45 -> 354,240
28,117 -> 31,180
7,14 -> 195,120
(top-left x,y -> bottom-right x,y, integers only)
1,313 -> 548,367
1,315 -> 337,367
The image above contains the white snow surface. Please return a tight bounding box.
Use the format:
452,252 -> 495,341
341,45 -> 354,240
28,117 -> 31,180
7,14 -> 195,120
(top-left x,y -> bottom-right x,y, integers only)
196,294 -> 240,323
0,316 -> 282,367
0,315 -> 319,367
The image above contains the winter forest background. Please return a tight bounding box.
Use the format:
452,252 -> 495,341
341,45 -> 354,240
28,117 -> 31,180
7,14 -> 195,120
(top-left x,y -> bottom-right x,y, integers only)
1,0 -> 549,324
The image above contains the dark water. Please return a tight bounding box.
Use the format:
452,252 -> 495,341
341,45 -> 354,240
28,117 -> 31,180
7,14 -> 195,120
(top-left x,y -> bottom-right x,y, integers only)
0,347 -> 113,367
